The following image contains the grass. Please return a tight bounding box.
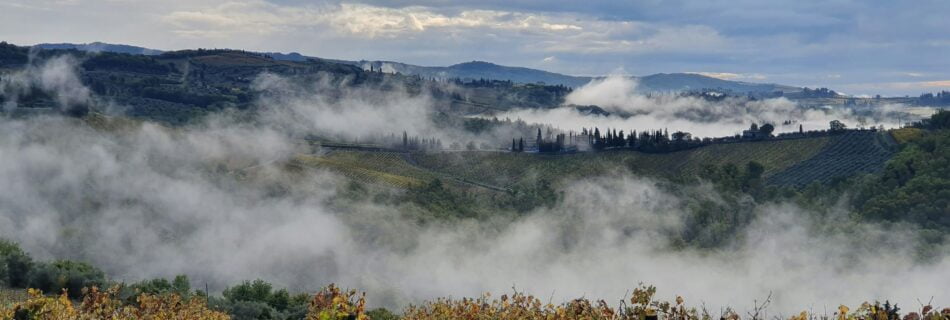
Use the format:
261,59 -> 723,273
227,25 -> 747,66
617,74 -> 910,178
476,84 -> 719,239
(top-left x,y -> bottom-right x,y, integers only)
293,152 -> 431,188
890,127 -> 925,144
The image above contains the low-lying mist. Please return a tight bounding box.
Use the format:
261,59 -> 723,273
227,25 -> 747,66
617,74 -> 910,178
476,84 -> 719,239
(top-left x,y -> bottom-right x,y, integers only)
498,75 -> 912,138
0,56 -> 946,313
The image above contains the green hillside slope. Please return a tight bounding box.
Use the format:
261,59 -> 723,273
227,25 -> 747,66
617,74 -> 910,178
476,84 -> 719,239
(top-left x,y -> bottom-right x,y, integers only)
295,132 -> 894,192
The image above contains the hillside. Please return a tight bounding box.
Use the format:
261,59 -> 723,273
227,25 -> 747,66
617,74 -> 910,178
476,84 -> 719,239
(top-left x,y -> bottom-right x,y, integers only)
637,73 -> 798,94
1,42 -> 576,123
33,42 -> 163,55
355,60 -> 800,94
292,131 -> 896,192
26,41 -> 804,94
355,60 -> 593,88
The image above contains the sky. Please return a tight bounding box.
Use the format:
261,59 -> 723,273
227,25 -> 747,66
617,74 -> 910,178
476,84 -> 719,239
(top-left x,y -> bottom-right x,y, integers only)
1,0 -> 948,96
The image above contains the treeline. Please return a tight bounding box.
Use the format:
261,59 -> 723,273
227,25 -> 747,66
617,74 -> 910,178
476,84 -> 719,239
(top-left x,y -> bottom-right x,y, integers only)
850,110 -> 950,233
512,119 -> 876,154
510,126 -> 705,153
916,91 -> 950,106
793,87 -> 840,98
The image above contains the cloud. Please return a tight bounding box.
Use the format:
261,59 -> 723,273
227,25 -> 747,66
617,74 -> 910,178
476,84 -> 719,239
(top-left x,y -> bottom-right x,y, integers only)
499,75 -> 909,137
689,72 -> 767,81
922,80 -> 950,88
537,23 -> 728,54
155,1 -> 730,58
837,80 -> 950,95
0,55 -> 91,111
160,2 -> 587,40
2,0 -> 950,95
162,0 -> 326,38
323,4 -> 588,38
1,115 -> 946,311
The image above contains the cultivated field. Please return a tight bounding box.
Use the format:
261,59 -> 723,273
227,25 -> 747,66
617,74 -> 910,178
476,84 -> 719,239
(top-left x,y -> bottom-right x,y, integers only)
295,131 -> 896,191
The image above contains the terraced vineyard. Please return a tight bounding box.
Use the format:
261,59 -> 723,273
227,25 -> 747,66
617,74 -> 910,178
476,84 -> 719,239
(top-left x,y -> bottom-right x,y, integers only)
292,132 -> 896,191
412,135 -> 836,188
767,131 -> 897,187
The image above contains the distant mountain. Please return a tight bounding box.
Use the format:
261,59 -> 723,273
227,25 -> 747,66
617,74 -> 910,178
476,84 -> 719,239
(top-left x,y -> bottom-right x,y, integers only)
34,42 -> 163,55
261,52 -> 308,62
32,42 -> 801,94
352,60 -> 593,88
353,60 -> 799,94
636,73 -> 799,94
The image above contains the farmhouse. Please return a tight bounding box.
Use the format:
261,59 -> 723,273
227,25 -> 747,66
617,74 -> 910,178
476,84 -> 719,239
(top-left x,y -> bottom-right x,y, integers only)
742,123 -> 768,139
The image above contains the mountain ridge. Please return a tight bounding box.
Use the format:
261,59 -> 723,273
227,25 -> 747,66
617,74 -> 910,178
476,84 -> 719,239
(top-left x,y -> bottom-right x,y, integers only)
30,41 -> 802,94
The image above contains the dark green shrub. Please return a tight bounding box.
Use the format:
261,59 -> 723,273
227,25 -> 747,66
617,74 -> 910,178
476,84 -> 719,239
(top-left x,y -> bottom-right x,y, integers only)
28,260 -> 105,298
0,239 -> 33,288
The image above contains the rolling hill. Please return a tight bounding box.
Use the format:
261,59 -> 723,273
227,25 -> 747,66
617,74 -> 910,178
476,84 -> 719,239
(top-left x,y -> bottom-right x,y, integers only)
352,60 -> 800,94
29,41 -> 802,94
33,42 -> 163,55
292,131 -> 897,192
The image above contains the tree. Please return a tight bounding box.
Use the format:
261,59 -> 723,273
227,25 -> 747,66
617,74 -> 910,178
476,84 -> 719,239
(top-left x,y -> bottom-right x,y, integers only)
28,260 -> 105,299
759,123 -> 775,137
829,120 -> 847,131
672,131 -> 692,143
536,128 -> 542,149
929,109 -> 950,129
0,239 -> 33,288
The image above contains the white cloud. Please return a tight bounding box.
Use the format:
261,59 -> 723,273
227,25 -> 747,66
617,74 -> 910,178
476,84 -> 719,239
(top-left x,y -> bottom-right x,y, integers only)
1,0 -> 948,95
162,0 -> 326,38
537,23 -> 728,54
160,2 -> 588,39
689,72 -> 767,81
155,1 -> 727,56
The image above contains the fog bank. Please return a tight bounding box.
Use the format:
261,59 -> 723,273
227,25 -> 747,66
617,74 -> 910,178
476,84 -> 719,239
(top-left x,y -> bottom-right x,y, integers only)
0,59 -> 946,313
499,75 -> 910,138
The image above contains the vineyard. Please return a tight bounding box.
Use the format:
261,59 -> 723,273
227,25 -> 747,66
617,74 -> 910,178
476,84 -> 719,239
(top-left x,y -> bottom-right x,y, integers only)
411,135 -> 836,189
290,131 -> 898,192
767,131 -> 897,187
3,283 -> 948,320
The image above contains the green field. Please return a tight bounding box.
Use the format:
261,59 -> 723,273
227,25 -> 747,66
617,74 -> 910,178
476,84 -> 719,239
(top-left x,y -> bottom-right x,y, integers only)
292,132 -> 896,192
293,152 -> 436,188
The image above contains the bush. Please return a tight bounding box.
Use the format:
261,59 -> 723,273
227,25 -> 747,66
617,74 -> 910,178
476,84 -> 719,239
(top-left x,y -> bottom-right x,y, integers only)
124,274 -> 191,303
224,299 -> 277,320
28,260 -> 105,299
1,287 -> 228,319
220,279 -> 310,319
0,239 -> 33,288
368,307 -> 400,320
